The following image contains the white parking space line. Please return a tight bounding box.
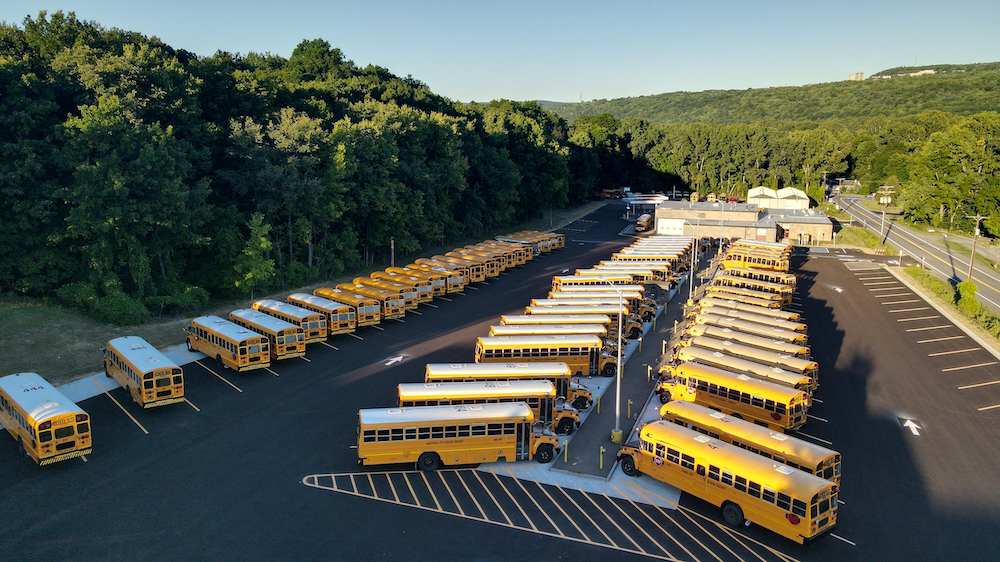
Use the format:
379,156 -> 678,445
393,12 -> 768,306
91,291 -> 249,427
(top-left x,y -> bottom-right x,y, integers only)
831,534 -> 857,546
875,293 -> 912,298
870,287 -> 903,292
793,431 -> 834,445
889,307 -> 930,313
917,335 -> 965,343
978,404 -> 1000,412
958,379 -> 1000,390
928,348 -> 980,357
906,325 -> 954,332
858,277 -> 892,281
864,281 -> 900,286
882,300 -> 919,305
371,325 -> 385,331
349,333 -> 364,340
897,316 -> 941,322
942,362 -> 998,372
807,414 -> 828,422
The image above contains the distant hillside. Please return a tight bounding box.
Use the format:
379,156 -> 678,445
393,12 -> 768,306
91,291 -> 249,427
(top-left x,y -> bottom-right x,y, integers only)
549,62 -> 1000,124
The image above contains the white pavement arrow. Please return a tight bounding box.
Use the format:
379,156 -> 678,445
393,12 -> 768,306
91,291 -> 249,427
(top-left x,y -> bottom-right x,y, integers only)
384,355 -> 404,366
902,420 -> 922,436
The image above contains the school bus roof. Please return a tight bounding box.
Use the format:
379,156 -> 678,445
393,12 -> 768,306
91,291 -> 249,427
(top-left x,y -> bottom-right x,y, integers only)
714,274 -> 793,293
667,362 -> 807,402
636,421 -> 833,496
660,401 -> 836,462
192,316 -> 267,343
230,309 -> 300,333
359,402 -> 534,426
106,336 -> 180,373
686,324 -> 810,356
425,362 -> 572,377
288,293 -> 353,312
0,373 -> 86,423
501,314 -> 613,325
699,297 -> 801,321
694,313 -> 807,342
675,346 -> 809,387
398,380 -> 556,400
548,291 -> 645,300
685,336 -> 818,373
253,299 -> 321,320
706,285 -> 784,301
698,307 -> 807,332
552,274 -> 633,284
525,304 -> 629,316
477,334 -> 604,347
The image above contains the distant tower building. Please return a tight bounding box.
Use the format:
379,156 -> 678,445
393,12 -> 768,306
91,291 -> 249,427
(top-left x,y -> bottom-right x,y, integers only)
849,71 -> 865,81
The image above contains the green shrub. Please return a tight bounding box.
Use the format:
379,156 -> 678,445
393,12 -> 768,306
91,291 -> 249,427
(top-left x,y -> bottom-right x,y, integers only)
956,280 -> 982,316
144,284 -> 211,316
91,292 -> 150,326
55,282 -> 98,312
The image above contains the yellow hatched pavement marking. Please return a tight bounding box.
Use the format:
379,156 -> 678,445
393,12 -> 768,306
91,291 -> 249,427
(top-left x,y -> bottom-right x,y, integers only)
455,471 -> 486,519
624,483 -> 708,562
403,472 -> 422,508
385,473 -> 400,503
579,490 -> 644,551
180,352 -> 243,392
489,469 -> 538,531
420,472 -> 442,511
604,489 -> 672,558
630,482 -> 802,562
505,468 -> 564,536
532,481 -> 590,541
473,471 -> 513,525
438,471 -> 466,517
92,378 -> 149,435
556,486 -> 617,547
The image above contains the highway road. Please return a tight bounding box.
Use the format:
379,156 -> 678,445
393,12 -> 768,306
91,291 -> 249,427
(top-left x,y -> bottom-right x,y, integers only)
837,195 -> 1000,314
3,204 -> 999,562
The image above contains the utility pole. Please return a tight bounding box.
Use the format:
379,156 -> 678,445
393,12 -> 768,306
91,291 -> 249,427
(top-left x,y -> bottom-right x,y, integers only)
877,185 -> 895,244
966,214 -> 990,281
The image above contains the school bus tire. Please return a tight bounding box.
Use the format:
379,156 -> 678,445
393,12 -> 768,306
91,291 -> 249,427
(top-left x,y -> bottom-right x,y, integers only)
643,311 -> 653,322
659,393 -> 670,404
535,444 -> 555,464
602,363 -> 616,377
417,452 -> 440,471
722,502 -> 746,527
620,455 -> 639,477
572,396 -> 589,410
186,339 -> 194,353
556,417 -> 575,435
629,327 -> 641,339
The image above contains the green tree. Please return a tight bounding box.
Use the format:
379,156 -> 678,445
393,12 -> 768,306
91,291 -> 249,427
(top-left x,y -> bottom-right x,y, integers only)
233,213 -> 275,299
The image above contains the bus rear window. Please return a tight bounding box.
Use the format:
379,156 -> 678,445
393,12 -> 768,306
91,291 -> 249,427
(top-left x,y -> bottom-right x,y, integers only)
77,422 -> 89,434
39,430 -> 52,443
155,378 -> 172,388
54,426 -> 75,439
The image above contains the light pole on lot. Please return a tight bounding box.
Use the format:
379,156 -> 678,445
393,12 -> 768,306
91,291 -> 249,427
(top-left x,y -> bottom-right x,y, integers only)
604,278 -> 624,444
966,214 -> 990,282
877,185 -> 894,244
686,215 -> 701,306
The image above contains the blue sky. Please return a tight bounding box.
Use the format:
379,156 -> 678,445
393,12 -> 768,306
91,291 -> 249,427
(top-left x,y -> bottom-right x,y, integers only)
4,1 -> 999,103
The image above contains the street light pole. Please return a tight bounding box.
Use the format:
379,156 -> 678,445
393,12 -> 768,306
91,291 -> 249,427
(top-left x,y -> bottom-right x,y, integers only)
877,185 -> 895,244
966,214 -> 991,282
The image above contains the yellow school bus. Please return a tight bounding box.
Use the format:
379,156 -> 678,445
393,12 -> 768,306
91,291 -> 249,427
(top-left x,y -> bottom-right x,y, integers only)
723,248 -> 790,272
405,263 -> 465,294
500,313 -> 613,327
617,420 -> 837,544
682,336 -> 818,387
551,274 -> 634,290
525,304 -> 644,339
397,380 -> 580,435
722,266 -> 797,287
448,250 -> 502,276
659,402 -> 840,485
475,334 -> 618,380
699,290 -> 783,309
697,297 -> 801,322
731,239 -> 793,254
656,362 -> 810,432
252,299 -> 328,344
713,274 -> 794,306
531,296 -> 656,323
1,373 -> 93,465
415,258 -> 472,287
706,285 -> 786,306
427,362 -> 593,411
335,283 -> 405,320
313,287 -> 381,326
101,336 -> 184,408
635,213 -> 653,232
436,255 -> 487,282
287,293 -> 357,335
693,313 -> 808,344
485,240 -> 534,263
354,277 -> 418,310
186,316 -> 271,371
672,344 -> 816,395
686,324 -> 811,359
357,403 -> 561,470
372,271 -> 434,303
489,323 -> 608,338
595,263 -> 676,283
465,243 -> 517,268
388,267 -> 447,297
229,309 -> 305,361
698,306 -> 808,334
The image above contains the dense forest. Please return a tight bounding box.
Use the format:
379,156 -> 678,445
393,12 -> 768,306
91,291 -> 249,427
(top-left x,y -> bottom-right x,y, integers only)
547,62 -> 1000,125
2,12 -> 998,326
0,12 -> 608,323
